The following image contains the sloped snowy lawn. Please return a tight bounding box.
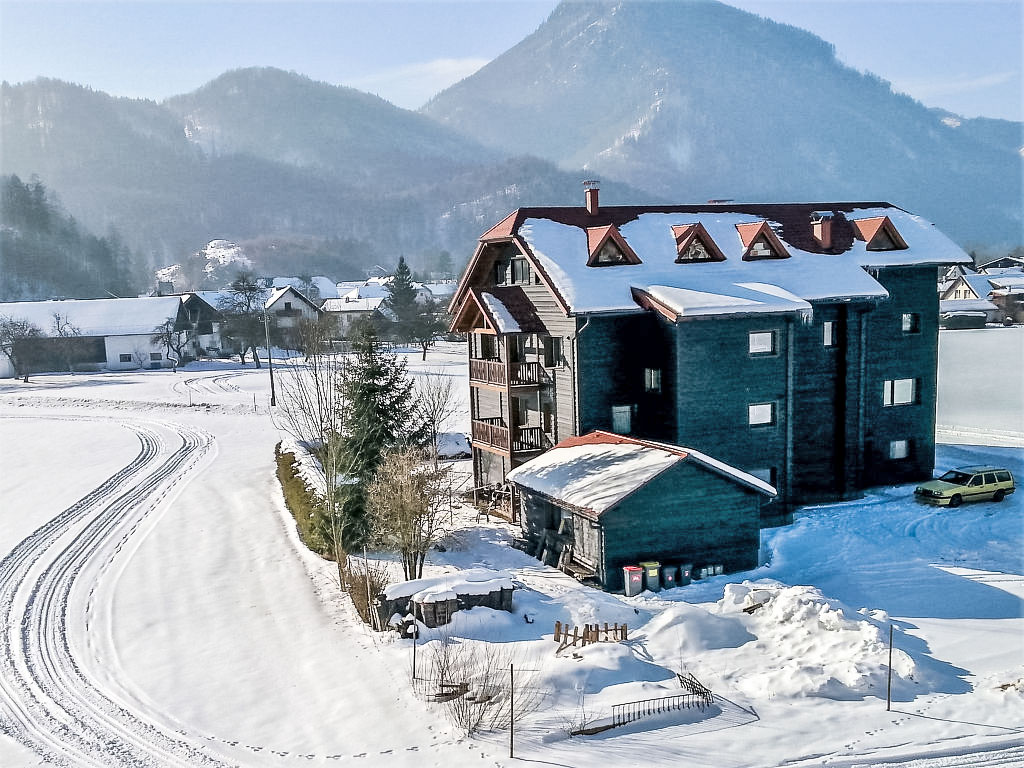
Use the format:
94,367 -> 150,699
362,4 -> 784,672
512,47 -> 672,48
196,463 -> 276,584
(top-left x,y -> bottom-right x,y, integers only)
0,335 -> 1021,767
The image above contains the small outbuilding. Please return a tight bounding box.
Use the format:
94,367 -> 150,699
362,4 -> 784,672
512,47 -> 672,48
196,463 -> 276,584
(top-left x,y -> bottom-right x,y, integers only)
373,568 -> 515,630
506,431 -> 776,592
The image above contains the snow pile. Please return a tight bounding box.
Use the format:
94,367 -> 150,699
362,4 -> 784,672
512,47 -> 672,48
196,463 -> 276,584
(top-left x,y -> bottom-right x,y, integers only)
714,581 -> 916,700
200,239 -> 251,275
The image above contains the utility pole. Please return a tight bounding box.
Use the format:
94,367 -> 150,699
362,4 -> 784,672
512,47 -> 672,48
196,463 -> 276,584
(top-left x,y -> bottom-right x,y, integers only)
262,311 -> 276,407
509,662 -> 515,758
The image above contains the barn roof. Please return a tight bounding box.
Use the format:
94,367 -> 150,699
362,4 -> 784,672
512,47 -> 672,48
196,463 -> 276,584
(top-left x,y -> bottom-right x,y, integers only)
506,430 -> 775,517
0,296 -> 184,337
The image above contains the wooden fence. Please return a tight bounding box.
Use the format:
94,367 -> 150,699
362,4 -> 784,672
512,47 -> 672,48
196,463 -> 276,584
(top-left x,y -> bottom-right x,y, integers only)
553,621 -> 627,651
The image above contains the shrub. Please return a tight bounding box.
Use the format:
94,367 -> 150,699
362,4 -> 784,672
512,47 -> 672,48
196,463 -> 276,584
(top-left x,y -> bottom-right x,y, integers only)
274,444 -> 331,558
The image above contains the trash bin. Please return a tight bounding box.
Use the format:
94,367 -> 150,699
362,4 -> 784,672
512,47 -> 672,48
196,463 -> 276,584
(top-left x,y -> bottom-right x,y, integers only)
638,560 -> 661,591
623,565 -> 644,597
660,564 -> 678,589
714,563 -> 724,576
677,563 -> 693,586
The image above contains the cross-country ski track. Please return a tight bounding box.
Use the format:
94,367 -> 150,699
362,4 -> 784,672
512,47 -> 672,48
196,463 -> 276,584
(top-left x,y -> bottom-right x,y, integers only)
0,414 -> 228,767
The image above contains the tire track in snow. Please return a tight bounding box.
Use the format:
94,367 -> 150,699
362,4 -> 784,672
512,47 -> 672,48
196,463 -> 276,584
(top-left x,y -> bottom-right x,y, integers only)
0,414 -> 230,767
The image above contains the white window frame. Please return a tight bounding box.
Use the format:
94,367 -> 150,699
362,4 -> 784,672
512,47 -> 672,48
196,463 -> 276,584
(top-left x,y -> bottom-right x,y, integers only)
748,402 -> 775,426
644,367 -> 662,393
883,378 -> 916,406
823,320 -> 837,347
748,331 -> 775,355
901,312 -> 920,333
889,439 -> 909,460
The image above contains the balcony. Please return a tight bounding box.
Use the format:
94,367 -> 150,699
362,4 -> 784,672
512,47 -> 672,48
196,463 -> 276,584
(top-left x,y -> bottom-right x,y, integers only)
469,359 -> 545,388
471,419 -> 547,455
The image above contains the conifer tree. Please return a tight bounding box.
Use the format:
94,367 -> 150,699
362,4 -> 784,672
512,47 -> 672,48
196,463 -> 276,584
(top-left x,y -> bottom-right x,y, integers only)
384,256 -> 420,343
335,318 -> 425,549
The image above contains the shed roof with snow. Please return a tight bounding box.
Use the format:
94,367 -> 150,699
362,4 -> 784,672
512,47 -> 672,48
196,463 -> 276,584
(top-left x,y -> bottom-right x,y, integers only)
506,431 -> 775,517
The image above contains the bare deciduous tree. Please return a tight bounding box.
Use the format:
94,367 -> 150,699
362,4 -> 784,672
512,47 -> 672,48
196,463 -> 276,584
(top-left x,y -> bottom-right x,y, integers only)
274,315 -> 350,564
50,313 -> 81,372
367,447 -> 449,581
0,315 -> 43,382
416,369 -> 460,468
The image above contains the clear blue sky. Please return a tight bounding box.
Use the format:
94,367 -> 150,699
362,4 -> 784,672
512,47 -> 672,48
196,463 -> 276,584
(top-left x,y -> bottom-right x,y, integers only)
1,0 -> 1021,121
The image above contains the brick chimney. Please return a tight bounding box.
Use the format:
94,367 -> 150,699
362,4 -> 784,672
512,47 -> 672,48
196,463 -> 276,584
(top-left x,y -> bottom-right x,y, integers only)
812,212 -> 833,249
583,179 -> 600,215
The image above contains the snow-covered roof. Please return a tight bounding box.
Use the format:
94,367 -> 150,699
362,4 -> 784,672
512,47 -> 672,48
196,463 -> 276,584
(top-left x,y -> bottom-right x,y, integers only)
506,431 -> 775,517
479,292 -> 522,333
320,296 -> 385,313
454,203 -> 969,321
516,206 -> 966,317
271,276 -> 339,299
264,286 -> 320,312
420,281 -> 459,299
382,568 -> 513,602
0,296 -> 184,337
939,298 -> 998,314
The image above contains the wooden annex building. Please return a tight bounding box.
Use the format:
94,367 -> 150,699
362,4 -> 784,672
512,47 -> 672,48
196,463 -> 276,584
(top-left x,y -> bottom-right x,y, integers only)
448,186 -> 970,523
506,431 -> 776,591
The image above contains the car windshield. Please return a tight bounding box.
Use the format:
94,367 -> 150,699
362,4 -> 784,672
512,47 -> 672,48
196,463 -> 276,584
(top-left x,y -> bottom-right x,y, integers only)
938,470 -> 972,485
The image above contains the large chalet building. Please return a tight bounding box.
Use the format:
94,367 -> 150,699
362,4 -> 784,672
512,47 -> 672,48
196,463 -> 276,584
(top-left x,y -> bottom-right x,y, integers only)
448,187 -> 969,521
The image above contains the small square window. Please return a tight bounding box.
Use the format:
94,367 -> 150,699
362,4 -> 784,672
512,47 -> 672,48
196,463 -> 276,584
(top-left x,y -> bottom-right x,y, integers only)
749,331 -> 775,355
749,467 -> 776,486
748,402 -> 775,426
883,378 -> 916,406
889,440 -> 909,459
823,321 -> 837,347
901,313 -> 920,333
644,367 -> 662,393
119,353 -> 132,363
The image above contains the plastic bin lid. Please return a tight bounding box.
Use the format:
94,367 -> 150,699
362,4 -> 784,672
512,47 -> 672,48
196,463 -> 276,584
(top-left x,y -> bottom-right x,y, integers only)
638,561 -> 661,568
623,565 -> 642,572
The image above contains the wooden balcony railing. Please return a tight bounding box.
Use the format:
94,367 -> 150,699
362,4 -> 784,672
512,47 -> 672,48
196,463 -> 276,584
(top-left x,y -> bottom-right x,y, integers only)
512,426 -> 545,453
472,418 -> 509,452
470,359 -> 505,386
469,359 -> 545,387
472,420 -> 547,455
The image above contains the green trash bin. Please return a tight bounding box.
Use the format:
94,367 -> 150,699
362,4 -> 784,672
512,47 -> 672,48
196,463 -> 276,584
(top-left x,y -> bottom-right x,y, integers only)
638,560 -> 661,591
623,565 -> 644,597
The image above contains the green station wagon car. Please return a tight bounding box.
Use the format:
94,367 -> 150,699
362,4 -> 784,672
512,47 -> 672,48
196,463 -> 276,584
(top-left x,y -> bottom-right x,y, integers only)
914,466 -> 1016,507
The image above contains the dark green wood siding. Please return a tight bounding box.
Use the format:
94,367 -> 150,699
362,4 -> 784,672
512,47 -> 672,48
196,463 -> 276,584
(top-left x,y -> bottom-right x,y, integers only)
861,266 -> 939,485
600,462 -> 761,591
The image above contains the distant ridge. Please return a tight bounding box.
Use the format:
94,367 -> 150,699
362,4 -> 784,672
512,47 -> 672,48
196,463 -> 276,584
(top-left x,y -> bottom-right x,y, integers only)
423,0 -> 1022,247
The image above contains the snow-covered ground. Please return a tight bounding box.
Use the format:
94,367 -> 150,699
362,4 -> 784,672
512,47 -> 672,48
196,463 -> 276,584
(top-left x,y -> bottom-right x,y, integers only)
0,334 -> 1021,767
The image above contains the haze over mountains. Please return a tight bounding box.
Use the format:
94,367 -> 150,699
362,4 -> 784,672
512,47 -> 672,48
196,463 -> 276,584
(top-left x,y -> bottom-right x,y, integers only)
1,0 -> 1020,300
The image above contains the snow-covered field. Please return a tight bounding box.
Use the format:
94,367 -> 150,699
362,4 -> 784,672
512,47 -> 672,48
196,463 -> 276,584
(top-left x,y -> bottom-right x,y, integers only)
0,333 -> 1021,767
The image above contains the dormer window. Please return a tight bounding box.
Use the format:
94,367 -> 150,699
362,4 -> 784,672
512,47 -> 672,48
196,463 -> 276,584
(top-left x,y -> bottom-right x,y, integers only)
672,223 -> 726,263
852,216 -> 908,251
736,221 -> 790,261
586,225 -> 642,267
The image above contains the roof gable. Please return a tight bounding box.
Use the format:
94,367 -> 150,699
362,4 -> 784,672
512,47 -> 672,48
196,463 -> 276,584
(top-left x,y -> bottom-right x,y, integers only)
736,221 -> 790,261
586,225 -> 642,267
672,223 -> 727,263
851,216 -> 907,250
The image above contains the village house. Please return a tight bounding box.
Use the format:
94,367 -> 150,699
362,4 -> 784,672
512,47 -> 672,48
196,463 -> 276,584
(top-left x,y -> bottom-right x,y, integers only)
0,296 -> 191,377
507,431 -> 775,591
448,187 -> 970,520
939,266 -> 1024,327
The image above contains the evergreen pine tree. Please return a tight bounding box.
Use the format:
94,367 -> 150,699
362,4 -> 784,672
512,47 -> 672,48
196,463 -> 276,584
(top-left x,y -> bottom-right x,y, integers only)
384,256 -> 420,343
336,318 -> 426,550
